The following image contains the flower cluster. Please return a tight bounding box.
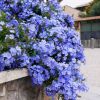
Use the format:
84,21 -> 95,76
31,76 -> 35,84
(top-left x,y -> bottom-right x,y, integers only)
0,0 -> 87,99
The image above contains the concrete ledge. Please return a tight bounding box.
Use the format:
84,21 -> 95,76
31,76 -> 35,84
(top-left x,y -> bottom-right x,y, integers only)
0,68 -> 28,84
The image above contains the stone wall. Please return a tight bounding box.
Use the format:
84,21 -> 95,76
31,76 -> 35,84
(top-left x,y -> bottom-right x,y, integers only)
0,69 -> 58,100
0,77 -> 44,100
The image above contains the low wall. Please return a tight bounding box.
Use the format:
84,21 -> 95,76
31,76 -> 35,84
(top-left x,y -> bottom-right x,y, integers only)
0,69 -> 45,100
0,77 -> 44,100
0,69 -> 57,100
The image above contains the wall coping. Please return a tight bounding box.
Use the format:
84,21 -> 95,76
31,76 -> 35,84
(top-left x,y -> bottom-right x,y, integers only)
0,68 -> 28,84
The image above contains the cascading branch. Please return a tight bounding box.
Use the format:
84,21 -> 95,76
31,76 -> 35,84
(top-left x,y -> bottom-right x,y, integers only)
0,0 -> 87,99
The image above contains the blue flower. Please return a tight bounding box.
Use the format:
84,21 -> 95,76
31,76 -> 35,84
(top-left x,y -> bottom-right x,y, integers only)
0,56 -> 5,71
0,26 -> 3,31
28,65 -> 50,85
2,52 -> 12,59
0,0 -> 86,99
10,47 -> 17,56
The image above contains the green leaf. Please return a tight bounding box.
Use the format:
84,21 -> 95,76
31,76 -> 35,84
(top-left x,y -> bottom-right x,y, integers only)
0,26 -> 10,42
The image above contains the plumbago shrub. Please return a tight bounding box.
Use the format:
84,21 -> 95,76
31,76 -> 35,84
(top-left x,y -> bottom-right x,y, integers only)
0,0 -> 87,99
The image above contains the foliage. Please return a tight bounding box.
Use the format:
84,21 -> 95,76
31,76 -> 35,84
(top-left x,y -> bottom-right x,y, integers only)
85,0 -> 100,16
0,0 -> 87,99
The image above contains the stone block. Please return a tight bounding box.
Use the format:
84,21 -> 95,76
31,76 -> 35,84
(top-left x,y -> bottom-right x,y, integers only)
0,84 -> 6,97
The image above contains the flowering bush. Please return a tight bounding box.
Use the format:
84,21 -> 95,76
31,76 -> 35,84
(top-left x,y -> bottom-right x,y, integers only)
0,0 -> 87,99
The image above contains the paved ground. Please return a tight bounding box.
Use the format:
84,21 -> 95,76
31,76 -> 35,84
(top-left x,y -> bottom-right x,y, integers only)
78,49 -> 100,100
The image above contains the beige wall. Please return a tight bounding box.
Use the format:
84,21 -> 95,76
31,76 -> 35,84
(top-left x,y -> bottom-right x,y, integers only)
63,5 -> 81,19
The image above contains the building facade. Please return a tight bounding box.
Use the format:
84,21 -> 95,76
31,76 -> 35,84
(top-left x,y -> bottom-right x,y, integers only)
63,5 -> 81,19
76,16 -> 100,48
